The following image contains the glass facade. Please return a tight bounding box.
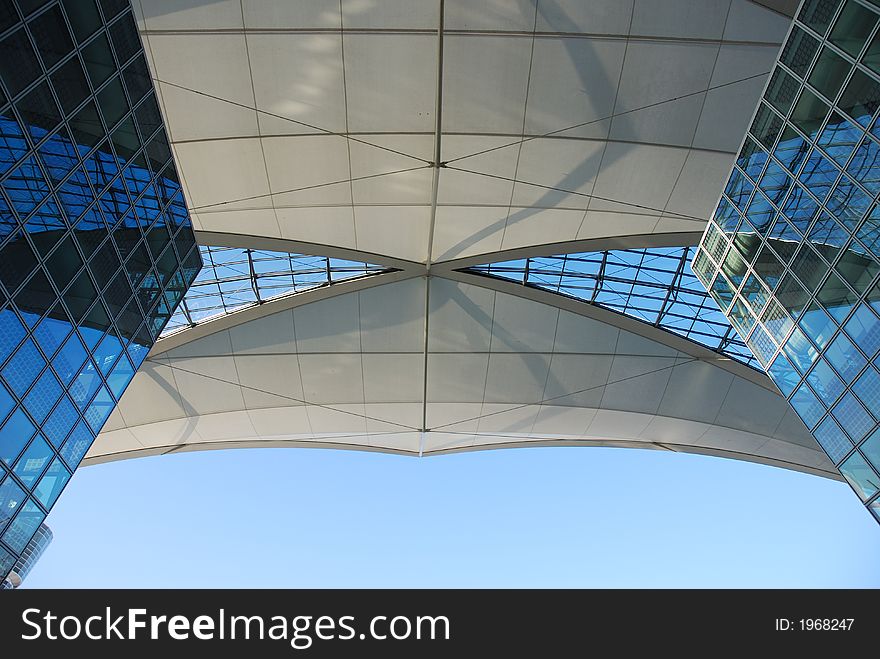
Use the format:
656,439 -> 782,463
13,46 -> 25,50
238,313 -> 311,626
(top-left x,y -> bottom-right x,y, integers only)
693,0 -> 880,523
0,521 -> 51,588
0,0 -> 200,580
468,246 -> 759,368
162,246 -> 388,337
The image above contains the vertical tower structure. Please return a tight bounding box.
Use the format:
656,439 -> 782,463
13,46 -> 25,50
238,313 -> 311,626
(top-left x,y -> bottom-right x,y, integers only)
0,0 -> 200,580
694,0 -> 880,522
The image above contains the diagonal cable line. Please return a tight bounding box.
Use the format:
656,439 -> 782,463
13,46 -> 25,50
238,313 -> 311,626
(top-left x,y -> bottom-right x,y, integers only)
152,77 -> 434,164
148,358 -> 424,431
428,356 -> 700,431
445,165 -> 708,222
444,70 -> 771,165
189,165 -> 431,211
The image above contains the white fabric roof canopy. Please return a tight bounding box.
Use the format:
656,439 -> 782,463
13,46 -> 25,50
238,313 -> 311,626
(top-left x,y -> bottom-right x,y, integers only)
133,0 -> 791,264
88,1 -> 838,479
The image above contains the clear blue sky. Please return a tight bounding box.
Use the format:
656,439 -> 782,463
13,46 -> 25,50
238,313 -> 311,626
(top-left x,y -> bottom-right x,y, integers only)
24,445 -> 880,588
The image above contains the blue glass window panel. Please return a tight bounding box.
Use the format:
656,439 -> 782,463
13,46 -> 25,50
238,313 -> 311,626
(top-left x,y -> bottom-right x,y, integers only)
74,206 -> 106,244
709,274 -> 735,311
825,331 -> 866,382
106,354 -> 134,400
758,159 -> 792,204
2,156 -> 49,217
1,338 -> 45,397
78,323 -> 105,351
126,340 -> 148,368
783,326 -> 819,374
827,175 -> 872,230
1,500 -> 44,554
777,273 -> 811,316
741,274 -> 770,315
57,166 -> 94,223
745,191 -> 775,233
59,419 -> 94,470
830,0 -> 877,58
847,136 -> 880,194
37,130 -> 80,184
32,458 -> 70,510
817,112 -> 861,167
832,391 -> 875,443
724,167 -> 754,211
0,476 -> 25,532
83,146 -> 121,194
844,304 -> 880,358
721,248 -> 748,288
809,211 -> 849,250
773,127 -> 808,173
853,366 -> 880,419
790,382 -> 825,429
729,298 -> 755,335
862,429 -> 880,474
840,451 -> 880,501
25,196 -> 65,234
858,206 -> 880,259
751,101 -> 785,148
22,368 -> 62,424
42,394 -> 77,448
781,183 -> 820,232
745,324 -> 775,365
761,299 -> 793,344
12,435 -> 52,487
0,545 -> 13,576
0,114 -> 29,178
818,272 -> 858,322
32,314 -> 72,359
0,408 -> 36,466
0,308 -> 26,365
0,192 -> 15,243
0,382 -> 13,421
791,86 -> 830,139
813,415 -> 853,463
69,359 -> 103,411
839,69 -> 880,127
798,303 -> 836,349
791,244 -> 828,293
99,185 -> 131,222
769,216 -> 801,248
16,305 -> 41,330
93,331 -> 123,376
807,358 -> 846,407
122,162 -> 151,197
83,385 -> 114,433
797,150 -> 839,203
766,67 -> 800,114
52,331 -> 87,385
848,240 -> 879,281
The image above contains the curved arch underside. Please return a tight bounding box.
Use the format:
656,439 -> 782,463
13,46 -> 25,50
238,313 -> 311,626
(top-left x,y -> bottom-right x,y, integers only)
134,0 -> 792,264
92,1 -> 837,478
90,274 -> 838,479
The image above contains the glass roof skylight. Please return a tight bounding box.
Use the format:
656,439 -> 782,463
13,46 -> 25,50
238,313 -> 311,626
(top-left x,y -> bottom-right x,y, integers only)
468,247 -> 758,368
160,246 -> 388,337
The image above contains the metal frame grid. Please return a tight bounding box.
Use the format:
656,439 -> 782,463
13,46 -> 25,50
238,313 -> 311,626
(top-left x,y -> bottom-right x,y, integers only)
694,0 -> 880,521
161,246 -> 388,336
468,246 -> 759,369
0,0 -> 199,576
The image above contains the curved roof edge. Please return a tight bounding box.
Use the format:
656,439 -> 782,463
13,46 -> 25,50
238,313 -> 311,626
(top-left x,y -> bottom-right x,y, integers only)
444,269 -> 774,391
84,426 -> 840,482
152,269 -> 418,355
